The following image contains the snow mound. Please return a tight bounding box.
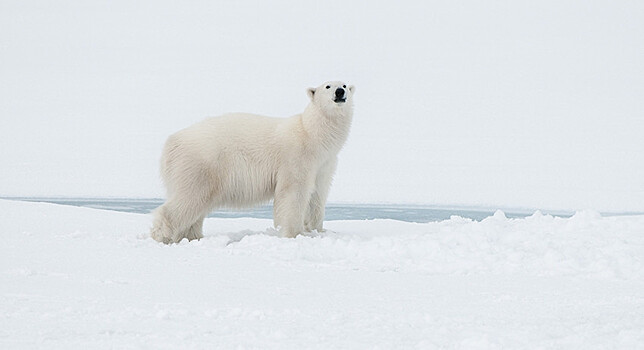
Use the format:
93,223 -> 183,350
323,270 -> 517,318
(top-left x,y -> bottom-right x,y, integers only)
2,199 -> 644,349
198,210 -> 644,280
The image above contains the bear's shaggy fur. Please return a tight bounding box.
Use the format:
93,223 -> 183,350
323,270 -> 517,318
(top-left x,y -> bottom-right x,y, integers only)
150,81 -> 355,243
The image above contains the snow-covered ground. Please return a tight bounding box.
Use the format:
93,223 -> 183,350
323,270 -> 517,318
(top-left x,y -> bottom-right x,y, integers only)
2,198 -> 644,349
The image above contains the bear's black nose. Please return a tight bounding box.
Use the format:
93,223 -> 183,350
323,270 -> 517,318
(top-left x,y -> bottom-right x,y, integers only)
335,88 -> 345,98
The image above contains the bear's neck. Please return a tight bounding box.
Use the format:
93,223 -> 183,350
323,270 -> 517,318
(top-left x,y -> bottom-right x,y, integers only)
301,103 -> 353,154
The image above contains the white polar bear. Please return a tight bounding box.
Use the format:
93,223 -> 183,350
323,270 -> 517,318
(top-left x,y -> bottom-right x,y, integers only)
150,81 -> 355,244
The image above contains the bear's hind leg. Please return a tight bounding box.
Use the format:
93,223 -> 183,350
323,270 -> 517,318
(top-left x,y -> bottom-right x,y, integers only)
182,215 -> 206,241
150,205 -> 174,244
150,195 -> 211,244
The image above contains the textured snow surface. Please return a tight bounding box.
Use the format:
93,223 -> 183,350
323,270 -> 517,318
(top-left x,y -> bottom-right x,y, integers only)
2,199 -> 644,349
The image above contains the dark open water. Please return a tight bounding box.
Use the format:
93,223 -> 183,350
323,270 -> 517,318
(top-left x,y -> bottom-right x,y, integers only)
10,198 -> 575,223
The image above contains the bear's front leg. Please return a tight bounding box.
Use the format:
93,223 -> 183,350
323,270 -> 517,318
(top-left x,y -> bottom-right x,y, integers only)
305,159 -> 336,232
273,179 -> 313,238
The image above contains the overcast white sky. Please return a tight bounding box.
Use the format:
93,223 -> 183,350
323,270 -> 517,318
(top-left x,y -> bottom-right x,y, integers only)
1,1 -> 643,212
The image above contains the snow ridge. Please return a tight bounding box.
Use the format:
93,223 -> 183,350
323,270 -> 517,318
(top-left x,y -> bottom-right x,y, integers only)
190,209 -> 644,280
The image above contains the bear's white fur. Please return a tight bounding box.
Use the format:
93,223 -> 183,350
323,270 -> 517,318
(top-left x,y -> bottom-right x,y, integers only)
150,81 -> 355,243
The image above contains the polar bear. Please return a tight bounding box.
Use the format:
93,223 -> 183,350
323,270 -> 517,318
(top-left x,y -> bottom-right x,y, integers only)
150,81 -> 355,244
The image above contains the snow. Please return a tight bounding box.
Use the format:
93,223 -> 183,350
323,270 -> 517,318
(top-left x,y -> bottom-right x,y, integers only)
2,199 -> 644,349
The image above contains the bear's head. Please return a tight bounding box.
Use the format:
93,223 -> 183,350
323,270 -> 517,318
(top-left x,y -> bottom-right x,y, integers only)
307,81 -> 355,115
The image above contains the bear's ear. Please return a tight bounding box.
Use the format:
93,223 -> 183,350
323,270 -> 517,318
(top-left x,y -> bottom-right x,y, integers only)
307,87 -> 316,100
348,85 -> 355,94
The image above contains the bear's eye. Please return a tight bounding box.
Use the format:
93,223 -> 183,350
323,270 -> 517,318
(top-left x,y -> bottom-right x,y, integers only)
325,85 -> 331,89
343,85 -> 346,88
